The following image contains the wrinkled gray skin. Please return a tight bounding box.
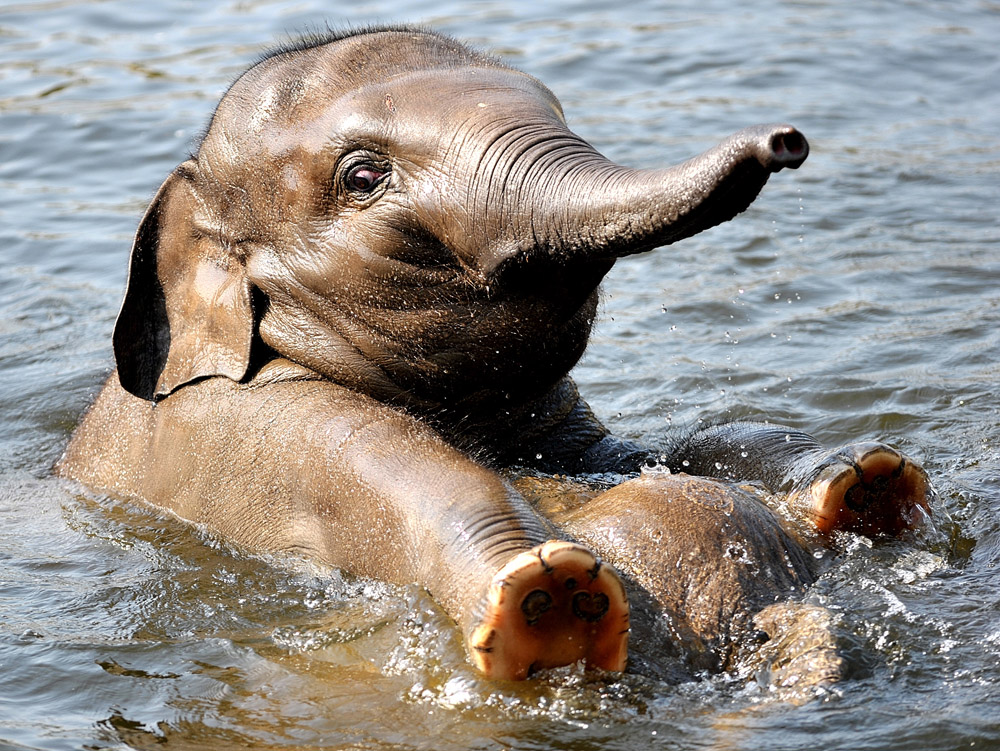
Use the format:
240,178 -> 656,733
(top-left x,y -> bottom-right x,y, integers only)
59,27 -> 906,683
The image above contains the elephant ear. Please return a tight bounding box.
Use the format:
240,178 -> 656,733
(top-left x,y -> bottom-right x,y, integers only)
113,161 -> 253,401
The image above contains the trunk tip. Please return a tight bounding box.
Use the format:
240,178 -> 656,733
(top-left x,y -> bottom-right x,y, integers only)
769,127 -> 809,170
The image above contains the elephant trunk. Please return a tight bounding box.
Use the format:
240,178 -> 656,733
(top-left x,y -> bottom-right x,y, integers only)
481,124 -> 808,277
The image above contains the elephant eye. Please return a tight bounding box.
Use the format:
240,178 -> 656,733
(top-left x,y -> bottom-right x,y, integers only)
346,164 -> 388,193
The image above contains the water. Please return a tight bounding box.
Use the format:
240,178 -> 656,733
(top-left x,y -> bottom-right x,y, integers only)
1,0 -> 999,748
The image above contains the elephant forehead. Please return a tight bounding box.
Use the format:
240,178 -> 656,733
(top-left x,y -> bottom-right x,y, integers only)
367,67 -> 564,117
218,35 -> 561,121
302,68 -> 566,146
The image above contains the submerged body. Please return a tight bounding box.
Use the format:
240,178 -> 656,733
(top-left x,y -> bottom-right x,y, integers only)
59,27 -> 929,682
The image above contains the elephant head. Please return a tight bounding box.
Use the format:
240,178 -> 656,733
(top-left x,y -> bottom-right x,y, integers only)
113,27 -> 807,427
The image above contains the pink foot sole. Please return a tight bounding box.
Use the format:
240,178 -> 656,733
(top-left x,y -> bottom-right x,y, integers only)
468,541 -> 630,680
793,442 -> 931,537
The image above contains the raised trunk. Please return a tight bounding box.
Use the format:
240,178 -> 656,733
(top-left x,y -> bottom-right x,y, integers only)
482,124 -> 808,277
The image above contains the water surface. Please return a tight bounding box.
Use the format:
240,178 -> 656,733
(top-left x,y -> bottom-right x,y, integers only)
2,1 -> 999,749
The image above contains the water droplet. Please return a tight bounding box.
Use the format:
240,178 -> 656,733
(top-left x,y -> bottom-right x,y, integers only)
535,453 -> 543,460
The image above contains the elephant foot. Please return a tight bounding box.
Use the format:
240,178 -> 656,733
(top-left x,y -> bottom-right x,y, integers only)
751,602 -> 845,696
790,442 -> 931,537
468,540 -> 630,680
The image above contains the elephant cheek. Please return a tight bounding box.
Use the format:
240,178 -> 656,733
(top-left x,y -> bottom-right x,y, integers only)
246,243 -> 328,304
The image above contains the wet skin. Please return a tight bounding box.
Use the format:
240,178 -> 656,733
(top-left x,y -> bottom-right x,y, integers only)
57,27 -> 930,682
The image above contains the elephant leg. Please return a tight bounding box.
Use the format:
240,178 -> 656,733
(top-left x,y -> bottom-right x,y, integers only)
58,372 -> 628,681
287,389 -> 630,680
502,383 -> 929,537
466,540 -> 630,679
665,422 -> 931,537
783,441 -> 931,537
750,602 -> 846,696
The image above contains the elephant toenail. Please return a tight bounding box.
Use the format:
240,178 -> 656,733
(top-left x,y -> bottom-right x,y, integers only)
587,561 -> 602,580
521,589 -> 553,625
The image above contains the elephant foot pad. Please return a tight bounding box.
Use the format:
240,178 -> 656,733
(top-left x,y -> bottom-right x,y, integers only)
797,442 -> 931,537
468,540 -> 629,680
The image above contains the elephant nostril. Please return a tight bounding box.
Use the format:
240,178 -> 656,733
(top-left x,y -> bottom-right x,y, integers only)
771,130 -> 808,164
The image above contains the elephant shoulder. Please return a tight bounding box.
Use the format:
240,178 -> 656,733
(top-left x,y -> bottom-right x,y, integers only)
56,370 -> 156,495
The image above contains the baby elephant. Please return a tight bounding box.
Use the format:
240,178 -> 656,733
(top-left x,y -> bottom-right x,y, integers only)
58,27 -> 930,682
